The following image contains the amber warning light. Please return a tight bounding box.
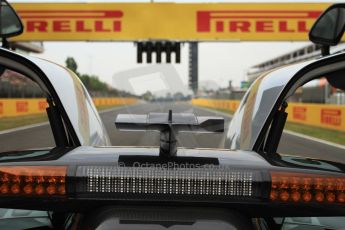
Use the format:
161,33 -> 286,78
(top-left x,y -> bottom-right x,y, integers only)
270,171 -> 345,204
0,166 -> 66,197
0,164 -> 345,214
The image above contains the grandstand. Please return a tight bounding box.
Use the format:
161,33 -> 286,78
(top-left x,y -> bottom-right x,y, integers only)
247,43 -> 345,104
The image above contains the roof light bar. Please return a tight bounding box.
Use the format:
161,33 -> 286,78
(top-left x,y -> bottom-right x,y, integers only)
75,166 -> 263,201
0,166 -> 66,197
0,164 -> 344,215
270,171 -> 345,204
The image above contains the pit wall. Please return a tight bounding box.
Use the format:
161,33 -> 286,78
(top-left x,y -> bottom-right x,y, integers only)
0,98 -> 137,118
192,98 -> 345,132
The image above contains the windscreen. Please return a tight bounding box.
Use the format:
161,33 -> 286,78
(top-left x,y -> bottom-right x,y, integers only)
0,67 -> 54,153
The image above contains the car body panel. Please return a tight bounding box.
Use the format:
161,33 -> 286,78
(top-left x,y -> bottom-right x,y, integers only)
226,52 -> 345,151
0,48 -> 110,146
25,56 -> 111,146
0,146 -> 271,168
1,147 -> 345,175
226,61 -> 311,151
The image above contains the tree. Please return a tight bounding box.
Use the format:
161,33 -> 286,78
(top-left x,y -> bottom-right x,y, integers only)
64,57 -> 134,97
142,91 -> 153,101
65,57 -> 79,76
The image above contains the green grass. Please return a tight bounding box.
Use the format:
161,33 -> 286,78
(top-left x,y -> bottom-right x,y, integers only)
0,114 -> 48,131
284,122 -> 345,146
0,104 -> 120,132
95,104 -> 120,111
198,106 -> 234,115
197,105 -> 345,146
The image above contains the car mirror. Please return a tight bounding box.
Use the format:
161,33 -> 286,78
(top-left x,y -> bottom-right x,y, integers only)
0,65 -> 5,76
0,0 -> 23,38
309,4 -> 345,55
326,69 -> 345,90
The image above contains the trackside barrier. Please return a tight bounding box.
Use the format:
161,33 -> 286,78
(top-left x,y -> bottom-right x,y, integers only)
192,99 -> 345,132
192,98 -> 240,113
0,98 -> 137,118
92,98 -> 137,107
285,103 -> 345,132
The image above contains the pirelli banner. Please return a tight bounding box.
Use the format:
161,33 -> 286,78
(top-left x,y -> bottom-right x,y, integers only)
0,99 -> 48,118
192,99 -> 345,132
0,98 -> 137,118
191,98 -> 240,112
285,103 -> 345,132
11,3 -> 331,41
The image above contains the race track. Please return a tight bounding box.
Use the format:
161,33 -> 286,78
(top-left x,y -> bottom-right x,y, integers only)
0,102 -> 344,163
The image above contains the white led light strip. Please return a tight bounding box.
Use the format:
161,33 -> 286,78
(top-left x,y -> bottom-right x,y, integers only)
78,166 -> 254,197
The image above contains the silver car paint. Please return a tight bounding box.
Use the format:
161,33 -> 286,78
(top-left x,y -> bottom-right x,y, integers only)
0,48 -> 111,146
226,52 -> 345,151
0,146 -> 271,168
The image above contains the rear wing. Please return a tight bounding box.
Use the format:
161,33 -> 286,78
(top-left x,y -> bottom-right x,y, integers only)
115,110 -> 224,157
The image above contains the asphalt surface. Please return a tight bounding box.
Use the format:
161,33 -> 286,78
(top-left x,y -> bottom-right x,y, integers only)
0,102 -> 344,163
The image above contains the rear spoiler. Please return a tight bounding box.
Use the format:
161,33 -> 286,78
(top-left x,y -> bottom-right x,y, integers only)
115,110 -> 224,157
